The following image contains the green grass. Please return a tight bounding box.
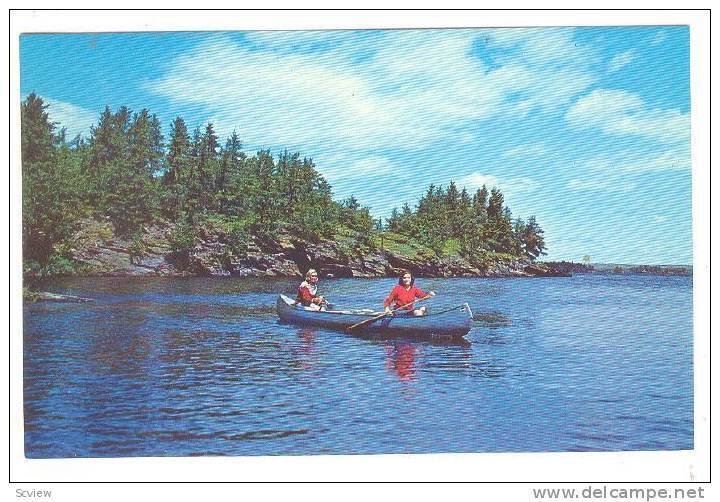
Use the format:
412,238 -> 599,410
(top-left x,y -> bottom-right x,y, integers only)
205,213 -> 239,232
371,231 -> 436,259
441,238 -> 461,258
333,225 -> 357,242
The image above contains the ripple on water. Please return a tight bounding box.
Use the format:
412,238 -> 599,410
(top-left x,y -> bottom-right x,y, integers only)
23,275 -> 693,456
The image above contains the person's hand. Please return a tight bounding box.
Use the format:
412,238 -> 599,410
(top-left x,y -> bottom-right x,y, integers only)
429,291 -> 436,297
384,306 -> 392,314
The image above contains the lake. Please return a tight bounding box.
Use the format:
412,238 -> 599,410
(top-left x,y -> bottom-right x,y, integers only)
23,274 -> 693,457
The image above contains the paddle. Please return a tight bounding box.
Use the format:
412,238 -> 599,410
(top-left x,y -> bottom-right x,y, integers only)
346,293 -> 434,332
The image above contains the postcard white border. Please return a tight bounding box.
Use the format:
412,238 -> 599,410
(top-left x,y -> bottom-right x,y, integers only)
7,7 -> 711,492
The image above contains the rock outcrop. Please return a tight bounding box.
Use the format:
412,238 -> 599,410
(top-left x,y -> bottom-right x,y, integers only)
29,291 -> 94,302
46,218 -> 566,279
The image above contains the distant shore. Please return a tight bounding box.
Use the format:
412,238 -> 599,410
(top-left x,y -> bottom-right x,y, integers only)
540,261 -> 692,277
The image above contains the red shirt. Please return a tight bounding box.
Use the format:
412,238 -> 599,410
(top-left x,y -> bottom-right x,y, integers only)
296,281 -> 321,306
384,284 -> 427,310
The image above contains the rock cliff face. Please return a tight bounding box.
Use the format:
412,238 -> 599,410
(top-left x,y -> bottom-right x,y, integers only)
54,218 -> 568,279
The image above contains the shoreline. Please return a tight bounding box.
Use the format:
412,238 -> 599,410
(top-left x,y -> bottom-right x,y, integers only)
23,219 -> 692,285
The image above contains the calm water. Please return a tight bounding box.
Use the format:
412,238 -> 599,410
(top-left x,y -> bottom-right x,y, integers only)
23,275 -> 693,458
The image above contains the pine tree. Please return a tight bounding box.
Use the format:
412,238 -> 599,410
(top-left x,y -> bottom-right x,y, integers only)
518,216 -> 546,259
164,117 -> 190,186
216,131 -> 244,210
160,117 -> 190,218
486,187 -> 504,220
198,122 -> 219,209
445,181 -> 460,209
454,187 -> 473,237
184,127 -> 203,219
234,149 -> 278,231
102,109 -> 163,235
388,207 -> 401,232
87,106 -> 133,208
400,202 -> 414,235
21,92 -> 55,164
21,93 -> 86,262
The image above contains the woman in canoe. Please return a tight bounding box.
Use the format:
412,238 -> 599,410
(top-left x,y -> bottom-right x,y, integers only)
296,268 -> 327,311
384,270 -> 435,316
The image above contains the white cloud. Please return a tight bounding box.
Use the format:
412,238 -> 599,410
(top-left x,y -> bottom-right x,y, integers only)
482,28 -> 598,68
242,30 -> 368,55
651,31 -> 668,45
146,30 -> 597,155
576,143 -> 691,175
565,89 -> 690,144
457,172 -> 540,196
607,50 -> 636,73
616,146 -> 691,172
44,98 -> 97,139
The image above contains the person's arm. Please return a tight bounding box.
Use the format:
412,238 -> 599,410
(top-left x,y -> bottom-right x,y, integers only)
384,287 -> 397,312
414,286 -> 435,298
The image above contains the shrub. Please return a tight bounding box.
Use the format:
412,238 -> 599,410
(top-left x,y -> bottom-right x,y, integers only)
168,223 -> 197,254
226,221 -> 251,256
43,254 -> 79,276
127,233 -> 147,264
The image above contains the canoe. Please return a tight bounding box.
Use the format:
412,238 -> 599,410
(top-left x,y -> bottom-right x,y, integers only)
276,294 -> 473,338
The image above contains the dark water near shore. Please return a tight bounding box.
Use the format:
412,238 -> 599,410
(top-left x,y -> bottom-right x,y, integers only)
23,275 -> 693,458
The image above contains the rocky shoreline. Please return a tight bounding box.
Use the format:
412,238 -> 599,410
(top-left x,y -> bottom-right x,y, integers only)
35,219 -> 568,280
27,219 -> 692,284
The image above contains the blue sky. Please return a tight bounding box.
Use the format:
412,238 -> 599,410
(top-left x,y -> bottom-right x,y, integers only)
20,27 -> 692,264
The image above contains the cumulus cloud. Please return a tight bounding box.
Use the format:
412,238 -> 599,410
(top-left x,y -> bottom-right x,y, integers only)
580,145 -> 691,174
607,50 -> 636,73
44,98 -> 97,139
457,172 -> 540,196
146,29 -> 596,155
565,89 -> 690,144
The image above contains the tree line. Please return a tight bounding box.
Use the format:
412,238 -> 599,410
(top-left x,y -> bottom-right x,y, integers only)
386,182 -> 545,263
21,92 -> 544,271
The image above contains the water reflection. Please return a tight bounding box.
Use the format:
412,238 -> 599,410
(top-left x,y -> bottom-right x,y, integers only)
296,329 -> 316,371
385,342 -> 418,382
473,311 -> 512,328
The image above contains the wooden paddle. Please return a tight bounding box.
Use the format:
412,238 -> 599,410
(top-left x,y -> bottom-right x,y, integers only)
346,293 -> 434,332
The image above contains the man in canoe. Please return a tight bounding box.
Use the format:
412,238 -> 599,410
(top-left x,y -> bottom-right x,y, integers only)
384,270 -> 435,316
296,268 -> 327,310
